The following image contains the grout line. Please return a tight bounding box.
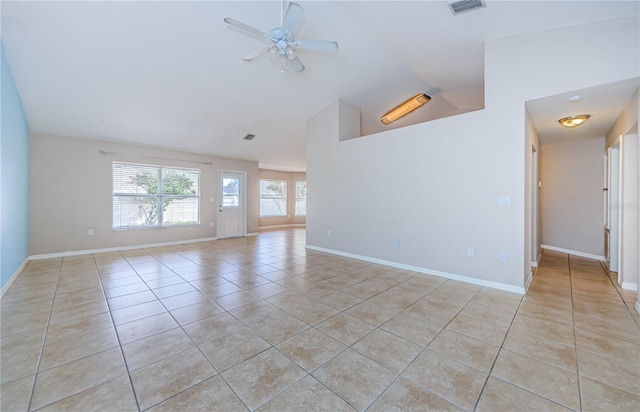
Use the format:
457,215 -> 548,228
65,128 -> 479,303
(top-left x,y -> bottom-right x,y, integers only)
25,257 -> 63,412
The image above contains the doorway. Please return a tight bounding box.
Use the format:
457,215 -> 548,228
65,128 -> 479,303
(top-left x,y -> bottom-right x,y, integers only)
218,170 -> 246,238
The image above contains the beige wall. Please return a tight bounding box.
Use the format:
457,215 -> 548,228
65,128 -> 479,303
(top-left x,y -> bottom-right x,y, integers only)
258,169 -> 306,228
539,137 -> 605,256
30,133 -> 259,255
306,17 -> 638,291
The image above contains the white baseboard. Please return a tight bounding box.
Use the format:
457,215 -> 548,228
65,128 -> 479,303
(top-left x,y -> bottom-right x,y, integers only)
29,237 -> 218,260
531,260 -> 538,268
1,258 -> 29,298
541,244 -> 605,261
621,281 -> 638,291
245,232 -> 259,237
306,244 -> 525,295
524,271 -> 534,292
259,224 -> 306,230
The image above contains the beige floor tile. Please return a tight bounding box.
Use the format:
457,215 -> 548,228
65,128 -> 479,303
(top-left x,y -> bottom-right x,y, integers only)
402,349 -> 487,411
577,349 -> 640,395
116,312 -> 179,344
502,329 -> 576,371
420,293 -> 469,313
229,300 -> 282,324
280,300 -> 338,325
131,347 -> 217,410
148,376 -> 247,411
169,299 -> 225,326
40,327 -> 119,371
510,313 -> 575,346
182,312 -> 245,345
0,330 -> 45,385
575,328 -> 640,366
476,377 -> 571,411
248,282 -> 288,299
366,289 -> 421,312
276,328 -> 346,372
144,275 -> 185,289
446,311 -> 511,346
122,327 -> 195,371
223,347 -> 306,410
580,376 -> 640,411
30,348 -> 127,410
45,312 -> 113,344
403,300 -> 459,327
317,313 -> 375,346
36,375 -> 138,412
152,282 -> 198,299
428,329 -> 499,373
491,349 -> 579,410
317,291 -> 363,311
470,289 -> 522,312
247,311 -> 310,345
107,290 -> 158,310
345,300 -> 399,326
110,300 -> 165,325
159,290 -> 208,310
1,308 -> 50,337
214,290 -> 261,311
313,349 -> 396,411
431,280 -> 482,301
258,375 -> 355,412
104,282 -> 150,299
369,377 -> 463,412
381,312 -> 443,347
574,312 -> 640,345
518,300 -> 574,326
352,328 -> 422,374
199,327 -> 271,371
0,374 -> 35,412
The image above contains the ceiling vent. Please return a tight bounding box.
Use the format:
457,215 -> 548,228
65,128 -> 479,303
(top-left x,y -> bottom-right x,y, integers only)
243,134 -> 256,141
448,0 -> 485,15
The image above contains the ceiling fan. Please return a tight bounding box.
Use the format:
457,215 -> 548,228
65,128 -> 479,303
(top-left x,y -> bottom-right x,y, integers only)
224,1 -> 338,72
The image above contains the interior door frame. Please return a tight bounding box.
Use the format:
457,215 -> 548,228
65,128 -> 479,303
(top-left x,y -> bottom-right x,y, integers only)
217,169 -> 247,238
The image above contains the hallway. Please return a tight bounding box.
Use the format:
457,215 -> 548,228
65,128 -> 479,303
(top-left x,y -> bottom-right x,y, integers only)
1,229 -> 639,411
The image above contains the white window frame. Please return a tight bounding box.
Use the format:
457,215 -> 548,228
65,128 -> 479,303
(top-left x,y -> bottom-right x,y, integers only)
260,179 -> 287,217
112,162 -> 200,229
295,180 -> 307,216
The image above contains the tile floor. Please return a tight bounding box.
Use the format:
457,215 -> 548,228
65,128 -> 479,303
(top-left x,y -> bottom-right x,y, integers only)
1,228 -> 639,411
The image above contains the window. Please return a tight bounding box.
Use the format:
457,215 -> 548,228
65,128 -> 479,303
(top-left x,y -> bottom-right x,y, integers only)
113,162 -> 200,229
295,181 -> 307,216
260,179 -> 286,217
222,177 -> 240,207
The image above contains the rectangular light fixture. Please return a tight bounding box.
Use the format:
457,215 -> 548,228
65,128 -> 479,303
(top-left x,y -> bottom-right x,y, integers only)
381,93 -> 431,125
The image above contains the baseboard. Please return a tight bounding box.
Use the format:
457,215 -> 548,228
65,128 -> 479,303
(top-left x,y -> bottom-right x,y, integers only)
531,260 -> 538,268
305,244 -> 525,295
245,232 -> 259,237
635,300 -> 640,315
259,224 -> 306,230
621,281 -> 638,291
1,258 -> 29,298
540,244 -> 605,261
29,237 -> 218,260
524,271 -> 534,292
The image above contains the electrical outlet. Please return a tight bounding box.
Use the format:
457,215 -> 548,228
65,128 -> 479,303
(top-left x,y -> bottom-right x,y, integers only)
467,248 -> 474,257
498,252 -> 507,261
88,229 -> 94,236
327,230 -> 332,237
210,222 -> 214,228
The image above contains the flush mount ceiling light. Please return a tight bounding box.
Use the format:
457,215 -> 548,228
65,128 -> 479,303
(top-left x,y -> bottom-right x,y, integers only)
381,93 -> 431,125
558,114 -> 590,128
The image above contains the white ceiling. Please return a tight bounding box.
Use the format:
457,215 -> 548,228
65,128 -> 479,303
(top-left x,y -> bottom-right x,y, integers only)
2,1 -> 639,171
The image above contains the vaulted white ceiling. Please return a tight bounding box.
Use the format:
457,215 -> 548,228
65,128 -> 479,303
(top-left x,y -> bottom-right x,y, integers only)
2,1 -> 639,170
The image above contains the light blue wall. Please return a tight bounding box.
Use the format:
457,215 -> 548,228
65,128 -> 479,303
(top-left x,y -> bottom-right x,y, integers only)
1,42 -> 30,289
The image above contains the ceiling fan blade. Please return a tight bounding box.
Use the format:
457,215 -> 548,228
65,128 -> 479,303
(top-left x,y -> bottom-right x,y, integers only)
293,39 -> 338,52
289,55 -> 305,72
224,17 -> 273,42
281,2 -> 304,36
242,47 -> 272,62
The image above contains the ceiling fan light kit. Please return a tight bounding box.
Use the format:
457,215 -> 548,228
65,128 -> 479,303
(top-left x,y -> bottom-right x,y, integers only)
224,2 -> 338,73
558,114 -> 590,128
381,93 -> 431,125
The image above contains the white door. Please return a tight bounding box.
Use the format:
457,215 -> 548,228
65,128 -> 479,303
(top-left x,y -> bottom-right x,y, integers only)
217,171 -> 246,238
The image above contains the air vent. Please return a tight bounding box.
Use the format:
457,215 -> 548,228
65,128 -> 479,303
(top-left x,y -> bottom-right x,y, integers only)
243,134 -> 256,141
448,0 -> 485,15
